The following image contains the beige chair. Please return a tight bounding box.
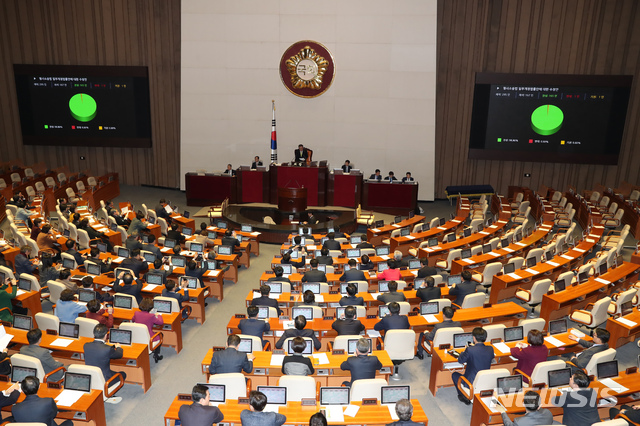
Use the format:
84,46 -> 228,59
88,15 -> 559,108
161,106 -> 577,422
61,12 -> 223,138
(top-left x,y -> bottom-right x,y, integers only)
569,297 -> 611,328
432,298 -> 452,312
76,180 -> 86,194
429,217 -> 440,229
67,364 -> 124,403
77,229 -> 91,249
10,172 -> 21,183
356,204 -> 375,227
46,281 -> 66,304
208,373 -> 251,399
513,206 -> 531,225
518,318 -> 546,336
35,180 -> 46,194
158,218 -> 169,236
456,368 -> 511,402
608,289 -> 636,315
555,208 -> 575,228
525,248 -> 544,265
350,378 -> 388,402
0,266 -> 15,281
35,313 -> 60,334
278,376 -> 319,401
19,273 -> 41,292
87,176 -> 98,189
483,324 -> 506,342
603,209 -> 624,229
382,229 -> 401,245
454,292 -> 485,310
583,348 -> 617,377
435,249 -> 462,271
10,354 -> 64,384
45,176 -> 56,188
75,317 -> 100,338
471,262 -> 502,288
516,359 -> 565,386
516,278 -> 552,316
65,187 -> 79,203
505,256 -> 524,270
118,322 -> 163,355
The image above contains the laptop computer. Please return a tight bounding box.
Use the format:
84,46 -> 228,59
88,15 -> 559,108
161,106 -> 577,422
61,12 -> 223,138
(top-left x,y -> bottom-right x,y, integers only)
64,372 -> 92,392
78,289 -> 96,303
218,246 -> 232,255
350,236 -> 362,244
197,383 -> 225,406
206,260 -> 217,271
12,366 -> 37,383
549,318 -> 567,335
237,338 -> 253,353
439,218 -> 446,226
503,263 -> 516,275
378,304 -> 390,318
170,257 -> 186,268
59,322 -> 79,339
146,272 -> 164,285
378,281 -> 390,292
482,244 -> 492,254
317,264 -> 326,273
554,279 -> 566,293
381,385 -> 410,404
336,306 -> 357,319
347,338 -> 372,354
154,299 -> 172,314
463,227 -> 472,238
96,242 -> 108,253
217,222 -> 227,229
17,278 -> 31,292
428,238 -> 438,247
394,216 -> 402,224
291,307 -> 313,321
113,294 -> 133,309
526,257 -> 537,268
182,227 -> 193,237
453,332 -> 474,348
496,375 -> 523,395
86,263 -> 101,276
257,306 -> 269,319
12,313 -> 32,331
109,328 -> 132,345
548,367 -> 572,388
420,302 -> 439,315
320,387 -> 350,405
446,233 -> 456,243
287,339 -> 313,355
461,248 -> 472,259
400,228 -> 410,237
302,283 -> 321,294
597,360 -> 618,379
504,326 -> 524,343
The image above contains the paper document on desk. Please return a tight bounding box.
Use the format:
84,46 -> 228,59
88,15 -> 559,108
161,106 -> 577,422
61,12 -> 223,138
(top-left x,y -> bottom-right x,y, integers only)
544,336 -> 564,347
250,232 -> 261,236
391,224 -> 401,228
615,317 -> 637,327
411,270 -> 418,276
343,404 -> 360,417
503,248 -> 514,253
16,289 -> 26,296
386,404 -> 400,420
370,292 -> 381,300
525,268 -> 537,274
437,226 -> 447,230
599,378 -> 629,393
270,354 -> 285,366
595,277 -> 611,285
507,273 -> 521,280
371,228 -> 380,233
144,284 -> 160,292
444,362 -> 464,369
161,247 -> 172,253
50,338 -> 74,348
367,330 -> 381,338
452,219 -> 461,223
263,404 -> 280,413
406,235 -> 416,240
314,295 -> 324,303
573,248 -> 586,253
481,396 -> 501,413
282,321 -> 295,329
0,326 -> 14,352
422,314 -> 438,323
206,270 -> 220,277
55,389 -> 85,407
493,342 -> 511,354
113,257 -> 125,263
546,261 -> 559,267
560,254 -> 574,260
379,255 -> 390,260
462,258 -> 475,264
312,353 -> 330,365
324,405 -> 344,423
252,291 -> 261,299
479,231 -> 489,235
488,252 -> 500,257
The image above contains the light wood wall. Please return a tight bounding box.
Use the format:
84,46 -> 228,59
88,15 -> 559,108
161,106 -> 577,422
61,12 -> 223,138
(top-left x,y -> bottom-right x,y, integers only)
0,0 -> 180,187
435,0 -> 640,199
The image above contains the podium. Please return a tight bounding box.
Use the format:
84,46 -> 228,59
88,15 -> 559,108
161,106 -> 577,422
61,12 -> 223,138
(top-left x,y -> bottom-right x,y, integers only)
277,187 -> 307,212
269,164 -> 327,206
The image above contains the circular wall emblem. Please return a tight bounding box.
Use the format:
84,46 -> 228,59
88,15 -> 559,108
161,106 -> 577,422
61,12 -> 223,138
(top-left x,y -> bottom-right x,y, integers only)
280,41 -> 335,98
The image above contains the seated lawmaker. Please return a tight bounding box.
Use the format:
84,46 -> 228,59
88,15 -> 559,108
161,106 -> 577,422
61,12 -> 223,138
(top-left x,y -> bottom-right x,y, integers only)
241,391 -> 286,426
282,337 -> 315,376
166,223 -> 186,245
340,259 -> 366,282
251,156 -> 263,169
339,283 -> 365,306
374,301 -> 410,333
401,172 -> 415,183
275,315 -> 321,351
417,306 -> 460,359
54,289 -> 87,323
209,334 -> 254,375
267,266 -> 291,284
120,248 -> 147,278
377,280 -> 406,303
452,327 -> 494,405
178,384 -> 224,425
388,399 -> 424,426
510,329 -> 548,383
239,306 -> 270,346
340,337 -> 382,386
302,259 -> 327,283
294,144 -> 310,164
20,328 -> 65,383
251,284 -> 282,316
449,270 -> 477,307
223,163 -> 236,176
315,247 -> 333,265
377,260 -> 402,281
416,257 -> 437,278
415,276 -> 441,302
332,306 -> 365,336
564,327 -> 610,373
322,233 -> 341,251
359,254 -> 374,270
386,171 -> 398,182
341,160 -> 352,173
281,252 -> 304,269
500,390 -> 552,426
221,229 -> 241,251
369,169 -> 382,181
12,376 -> 73,426
113,271 -> 144,304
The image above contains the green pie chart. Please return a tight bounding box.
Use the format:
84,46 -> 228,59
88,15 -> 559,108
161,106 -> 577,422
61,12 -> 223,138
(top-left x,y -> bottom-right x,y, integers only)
69,93 -> 97,122
531,104 -> 563,136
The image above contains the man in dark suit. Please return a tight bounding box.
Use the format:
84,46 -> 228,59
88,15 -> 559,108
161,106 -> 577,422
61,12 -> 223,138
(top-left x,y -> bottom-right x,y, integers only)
315,247 -> 334,265
209,334 -> 254,374
251,284 -> 282,316
178,384 -> 224,425
449,270 -> 477,307
141,233 -> 163,260
386,171 -> 398,182
302,259 -> 327,283
377,281 -> 407,303
84,324 -> 126,402
64,239 -> 84,266
239,306 -> 270,347
120,248 -> 147,278
416,258 -> 437,278
87,247 -> 111,273
275,315 -> 321,350
340,283 -> 365,306
452,327 -> 494,404
124,234 -> 143,252
500,390 -> 553,426
333,225 -> 347,239
401,172 -> 415,183
322,233 -> 341,251
251,156 -> 263,169
223,163 -> 236,176
416,276 -> 441,303
113,271 -> 144,304
267,266 -> 291,284
154,198 -> 171,220
294,144 -> 309,164
161,279 -> 189,318
356,236 -> 374,249
340,259 -> 366,282
12,376 -> 73,426
0,380 -> 20,423
20,329 -> 65,382
185,259 -> 207,287
387,399 -> 425,426
374,301 -> 410,333
369,169 -> 382,181
341,160 -> 353,173
166,223 -> 186,245
332,306 -> 365,336
417,306 -> 461,359
340,337 -> 383,386
221,229 -> 241,251
565,327 -> 610,373
551,371 -> 600,426
394,250 -> 411,268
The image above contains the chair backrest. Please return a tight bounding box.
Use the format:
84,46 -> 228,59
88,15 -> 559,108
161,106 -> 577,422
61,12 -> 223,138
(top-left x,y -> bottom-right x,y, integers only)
584,348 -> 616,377
118,322 -> 150,345
489,237 -> 500,251
432,326 -> 465,349
446,249 -> 462,265
460,292 -> 485,309
88,176 -> 97,187
45,176 -> 56,188
67,364 -> 108,399
480,263 -> 502,285
332,335 -> 363,351
77,229 -> 91,249
429,217 -> 440,228
10,354 -> 45,381
154,296 -> 180,314
589,297 -> 612,326
526,248 -> 544,263
528,279 -> 552,305
0,266 -> 15,281
383,329 -> 416,361
34,313 -> 60,334
35,181 -> 45,192
278,376 -> 317,401
19,273 -> 41,292
389,229 -> 401,239
60,252 -> 78,270
392,301 -> 411,316
68,223 -> 78,242
350,378 -> 388,402
65,187 -> 76,199
506,256 -> 524,270
556,271 -> 574,289
25,186 -> 35,198
529,360 -> 566,385
10,172 -> 21,183
472,368 -> 511,393
75,317 -> 100,338
24,237 -> 39,257
551,191 -> 562,202
76,181 -> 86,192
114,293 -> 139,309
328,249 -> 342,258
482,324 -> 506,342
46,281 -> 66,304
208,373 -> 248,399
518,318 -> 545,336
24,168 -> 34,178
57,172 -> 67,183
348,281 -> 369,293
432,298 -> 452,312
237,334 -> 263,353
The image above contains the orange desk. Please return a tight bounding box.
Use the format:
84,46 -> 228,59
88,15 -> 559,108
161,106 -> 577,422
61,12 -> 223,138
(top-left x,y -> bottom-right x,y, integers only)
606,307 -> 640,348
366,215 -> 426,246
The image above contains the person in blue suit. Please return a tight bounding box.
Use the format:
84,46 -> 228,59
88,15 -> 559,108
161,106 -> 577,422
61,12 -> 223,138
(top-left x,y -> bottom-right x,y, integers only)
374,302 -> 410,333
209,334 -> 254,375
340,259 -> 367,282
239,305 -> 270,348
451,327 -> 494,404
340,337 -> 383,386
449,270 -> 477,307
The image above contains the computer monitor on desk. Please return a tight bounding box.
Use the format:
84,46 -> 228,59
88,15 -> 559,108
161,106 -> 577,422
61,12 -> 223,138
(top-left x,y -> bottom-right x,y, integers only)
266,282 -> 282,294
347,338 -> 372,354
292,307 -> 313,321
64,372 -> 92,393
453,332 -> 474,348
320,387 -> 350,405
302,283 -> 321,294
496,375 -> 523,395
237,338 -> 253,353
597,360 -> 618,380
376,246 -> 390,257
548,368 -> 571,388
420,302 -> 439,315
257,386 -> 287,405
549,318 -> 567,335
287,339 -> 312,355
146,272 -> 164,285
504,326 -> 524,343
381,386 -> 410,404
197,383 -> 225,405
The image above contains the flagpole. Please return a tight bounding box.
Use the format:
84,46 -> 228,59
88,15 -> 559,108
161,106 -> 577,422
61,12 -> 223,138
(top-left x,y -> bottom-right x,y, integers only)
270,100 -> 278,164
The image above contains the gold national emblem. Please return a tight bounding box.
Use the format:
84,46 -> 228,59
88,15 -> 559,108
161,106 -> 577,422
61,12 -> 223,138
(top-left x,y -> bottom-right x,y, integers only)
285,46 -> 329,90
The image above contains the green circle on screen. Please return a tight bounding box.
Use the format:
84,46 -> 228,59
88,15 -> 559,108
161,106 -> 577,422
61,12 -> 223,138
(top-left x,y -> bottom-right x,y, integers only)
531,104 -> 563,136
69,93 -> 97,122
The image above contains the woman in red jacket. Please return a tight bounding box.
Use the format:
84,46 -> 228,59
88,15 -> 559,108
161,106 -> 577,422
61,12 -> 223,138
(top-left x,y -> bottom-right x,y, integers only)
511,329 -> 548,382
133,298 -> 164,363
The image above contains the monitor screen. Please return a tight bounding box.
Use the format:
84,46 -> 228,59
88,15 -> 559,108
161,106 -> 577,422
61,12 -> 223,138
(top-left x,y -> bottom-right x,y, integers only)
141,234 -> 150,244
413,278 -> 425,288
378,281 -> 389,292
109,328 -> 132,345
597,360 -> 618,380
198,383 -> 225,403
237,338 -> 253,353
599,262 -> 608,275
409,259 -> 421,269
317,264 -> 326,273
548,368 -> 572,388
554,279 -> 566,293
378,305 -> 390,318
17,278 -> 31,291
504,326 -> 524,342
347,338 -> 372,355
64,372 -> 91,392
336,306 -> 357,319
496,375 -> 523,395
503,263 -> 515,275
347,249 -> 361,258
207,231 -> 217,239
147,217 -> 155,225
113,295 -> 132,309
164,239 -> 176,248
515,232 -> 523,242
63,229 -> 70,238
180,276 -> 199,289
501,237 -> 510,248
482,244 -> 492,254
13,314 -> 32,330
377,263 -> 389,273
447,275 -> 462,286
381,386 -> 410,404
320,387 -> 350,405
428,238 -> 438,247
290,250 -> 300,260
96,242 -> 107,253
142,252 -> 156,263
110,223 -> 118,231
461,248 -> 471,259
468,73 -> 632,165
400,228 -> 410,237
339,283 -> 349,295
420,302 -> 439,315
86,263 -> 101,276
376,246 -> 390,256
117,247 -> 130,258
218,246 -> 232,255
291,307 -> 313,321
280,264 -> 292,275
302,283 -> 321,294
375,220 -> 384,228
257,306 -> 269,319
12,366 -> 37,383
439,217 -> 446,226
463,227 -> 472,238
62,258 -> 75,270
266,282 -> 282,294
350,236 -> 362,244
526,257 -> 537,268
257,386 -> 287,405
577,271 -> 589,283
59,322 -> 79,339
287,338 -> 313,355
146,272 -> 163,285
549,318 -> 567,335
241,225 -> 252,232
78,289 -> 96,303
154,299 -> 172,314
189,242 -> 203,253
206,260 -> 217,270
182,227 -> 193,236
453,332 -> 474,348
170,257 -> 185,268
446,233 -> 456,243
394,216 -> 402,223
544,249 -> 554,261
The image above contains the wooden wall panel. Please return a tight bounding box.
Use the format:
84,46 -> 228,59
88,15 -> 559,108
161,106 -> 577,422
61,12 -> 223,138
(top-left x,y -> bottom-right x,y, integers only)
0,0 -> 180,188
436,0 -> 640,198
